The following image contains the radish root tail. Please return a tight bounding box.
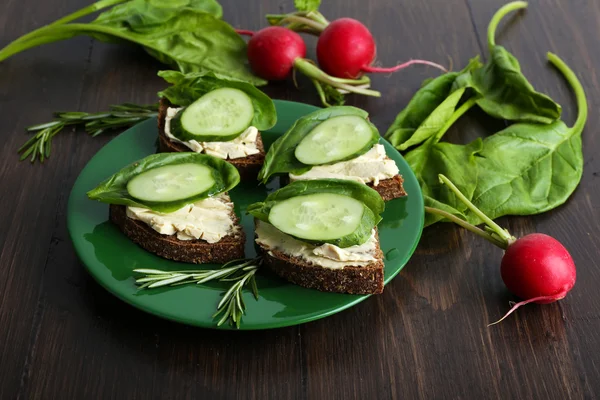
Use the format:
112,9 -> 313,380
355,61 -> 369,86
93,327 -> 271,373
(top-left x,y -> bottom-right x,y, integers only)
487,294 -> 566,327
235,29 -> 255,37
362,60 -> 448,74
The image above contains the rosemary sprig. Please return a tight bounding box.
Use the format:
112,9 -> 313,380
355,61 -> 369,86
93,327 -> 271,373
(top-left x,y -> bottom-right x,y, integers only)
133,258 -> 261,328
18,102 -> 158,163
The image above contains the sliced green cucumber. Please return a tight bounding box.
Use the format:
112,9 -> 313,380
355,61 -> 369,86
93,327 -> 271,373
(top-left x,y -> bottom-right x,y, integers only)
268,193 -> 365,242
294,115 -> 378,165
170,88 -> 254,142
126,163 -> 215,203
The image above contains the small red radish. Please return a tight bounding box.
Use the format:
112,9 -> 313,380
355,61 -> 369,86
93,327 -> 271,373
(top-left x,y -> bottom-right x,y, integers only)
495,233 -> 576,323
247,26 -> 307,81
316,18 -> 447,79
244,26 -> 381,105
425,175 -> 576,325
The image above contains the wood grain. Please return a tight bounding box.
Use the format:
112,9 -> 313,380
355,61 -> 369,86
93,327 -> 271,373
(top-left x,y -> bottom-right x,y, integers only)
0,0 -> 598,399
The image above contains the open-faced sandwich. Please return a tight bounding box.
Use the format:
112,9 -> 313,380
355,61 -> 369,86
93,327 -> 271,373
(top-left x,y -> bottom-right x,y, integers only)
248,179 -> 386,294
156,72 -> 277,180
87,153 -> 244,264
257,106 -> 406,200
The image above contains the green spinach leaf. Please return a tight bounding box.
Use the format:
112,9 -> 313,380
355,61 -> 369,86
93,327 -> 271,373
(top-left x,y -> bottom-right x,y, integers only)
258,106 -> 376,184
453,1 -> 561,124
0,1 -> 266,86
93,8 -> 264,85
405,138 -> 482,227
395,88 -> 466,151
87,152 -> 240,213
385,57 -> 481,150
93,0 -> 223,26
463,52 -> 585,225
158,71 -> 277,131
248,179 -> 384,247
469,120 -> 580,221
467,46 -> 561,124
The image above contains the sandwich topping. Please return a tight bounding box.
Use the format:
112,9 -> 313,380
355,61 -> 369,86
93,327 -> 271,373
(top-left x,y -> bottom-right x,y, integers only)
255,220 -> 378,269
88,152 -> 241,243
289,144 -> 399,186
164,107 -> 260,160
258,106 -> 400,188
126,193 -> 237,243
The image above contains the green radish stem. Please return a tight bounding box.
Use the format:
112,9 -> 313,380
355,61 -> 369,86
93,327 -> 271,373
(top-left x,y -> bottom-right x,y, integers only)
547,52 -> 587,132
266,10 -> 330,34
424,206 -> 507,249
425,174 -> 516,248
436,174 -> 516,245
277,15 -> 327,32
294,58 -> 382,98
487,1 -> 528,50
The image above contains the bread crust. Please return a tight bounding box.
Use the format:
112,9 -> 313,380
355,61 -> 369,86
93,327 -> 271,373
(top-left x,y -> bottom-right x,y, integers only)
367,174 -> 407,201
109,204 -> 245,264
256,228 -> 385,295
157,98 -> 265,181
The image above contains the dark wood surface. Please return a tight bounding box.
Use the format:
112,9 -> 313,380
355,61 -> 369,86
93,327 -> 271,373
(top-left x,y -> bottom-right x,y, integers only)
1,0 -> 599,399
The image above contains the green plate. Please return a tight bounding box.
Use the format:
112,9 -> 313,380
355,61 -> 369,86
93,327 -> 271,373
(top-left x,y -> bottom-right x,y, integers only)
67,100 -> 424,330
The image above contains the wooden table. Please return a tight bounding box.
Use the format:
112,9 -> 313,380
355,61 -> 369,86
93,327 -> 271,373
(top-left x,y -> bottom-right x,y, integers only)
1,0 -> 599,398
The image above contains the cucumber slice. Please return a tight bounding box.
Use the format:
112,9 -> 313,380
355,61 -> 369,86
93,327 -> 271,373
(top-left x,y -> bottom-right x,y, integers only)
126,163 -> 215,203
268,193 -> 365,241
294,115 -> 377,165
170,88 -> 254,142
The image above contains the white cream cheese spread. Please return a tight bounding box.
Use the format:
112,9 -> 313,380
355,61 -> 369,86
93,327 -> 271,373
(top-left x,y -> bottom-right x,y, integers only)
289,144 -> 399,186
164,107 -> 260,160
126,194 -> 237,243
255,220 -> 378,269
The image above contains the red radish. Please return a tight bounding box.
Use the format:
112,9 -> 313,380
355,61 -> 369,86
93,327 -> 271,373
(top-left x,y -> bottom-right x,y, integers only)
316,18 -> 447,79
244,26 -> 381,106
247,26 -> 307,81
425,175 -> 576,325
496,233 -> 576,322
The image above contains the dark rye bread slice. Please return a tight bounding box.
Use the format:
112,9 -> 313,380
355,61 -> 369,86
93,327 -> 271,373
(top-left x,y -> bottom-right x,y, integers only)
109,204 -> 245,264
256,227 -> 385,295
367,174 -> 406,201
157,98 -> 265,181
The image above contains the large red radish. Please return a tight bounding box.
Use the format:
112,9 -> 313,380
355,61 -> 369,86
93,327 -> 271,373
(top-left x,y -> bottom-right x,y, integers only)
425,175 -> 577,325
316,18 -> 446,79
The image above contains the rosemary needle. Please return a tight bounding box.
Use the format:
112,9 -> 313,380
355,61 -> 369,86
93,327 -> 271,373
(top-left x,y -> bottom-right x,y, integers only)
19,102 -> 159,163
133,258 -> 261,328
